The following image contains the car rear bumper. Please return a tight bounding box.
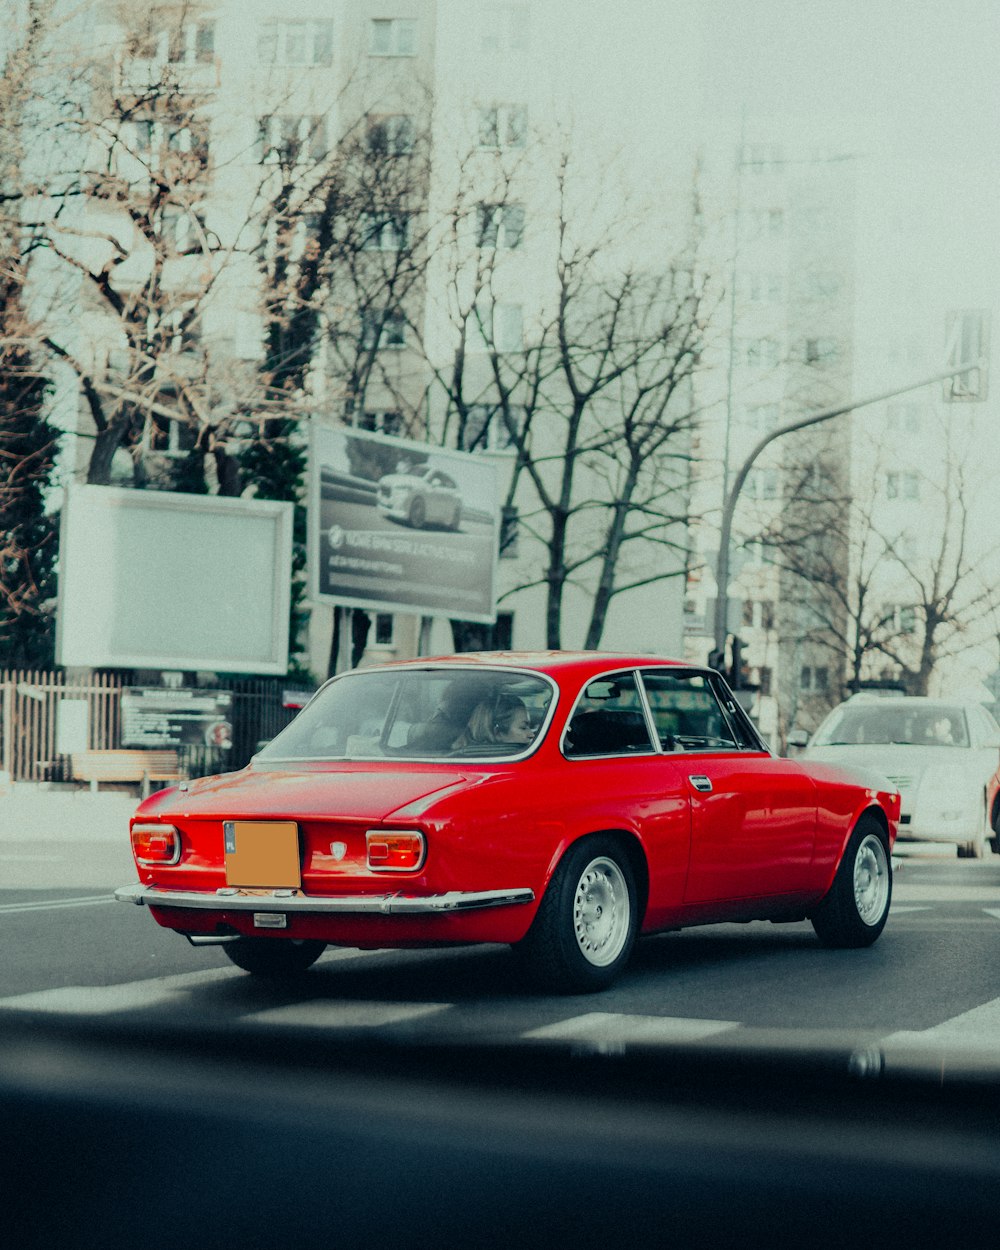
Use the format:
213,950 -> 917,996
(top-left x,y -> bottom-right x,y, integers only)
114,882 -> 535,915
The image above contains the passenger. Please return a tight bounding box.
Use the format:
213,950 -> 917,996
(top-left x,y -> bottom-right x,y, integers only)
453,695 -> 535,749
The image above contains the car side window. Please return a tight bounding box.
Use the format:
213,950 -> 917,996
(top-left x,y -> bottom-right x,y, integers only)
563,672 -> 655,757
639,670 -> 754,752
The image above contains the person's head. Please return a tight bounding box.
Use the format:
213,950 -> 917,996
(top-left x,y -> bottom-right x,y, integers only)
493,696 -> 534,745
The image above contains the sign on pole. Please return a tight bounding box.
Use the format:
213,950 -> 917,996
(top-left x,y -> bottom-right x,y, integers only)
309,424 -> 500,623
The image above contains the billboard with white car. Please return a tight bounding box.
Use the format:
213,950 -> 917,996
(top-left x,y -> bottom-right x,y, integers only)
309,424 -> 500,622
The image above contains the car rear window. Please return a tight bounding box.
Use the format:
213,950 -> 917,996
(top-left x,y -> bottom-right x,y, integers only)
255,668 -> 554,761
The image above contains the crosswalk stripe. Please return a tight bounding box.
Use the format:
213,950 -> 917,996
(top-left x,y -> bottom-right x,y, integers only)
0,894 -> 114,915
880,994 -> 1000,1052
524,1012 -> 739,1045
891,884 -> 1000,901
244,1002 -> 451,1028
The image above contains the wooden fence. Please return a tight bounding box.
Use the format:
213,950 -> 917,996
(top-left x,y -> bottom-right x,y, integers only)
0,670 -> 305,785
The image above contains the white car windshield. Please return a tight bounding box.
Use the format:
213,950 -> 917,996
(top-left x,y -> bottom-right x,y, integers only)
256,668 -> 555,761
812,704 -> 970,748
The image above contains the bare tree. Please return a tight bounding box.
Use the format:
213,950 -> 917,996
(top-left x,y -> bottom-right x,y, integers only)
766,429 -> 1000,701
419,141 -> 712,649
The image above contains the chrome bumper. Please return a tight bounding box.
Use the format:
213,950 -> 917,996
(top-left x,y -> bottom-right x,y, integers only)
114,882 -> 534,915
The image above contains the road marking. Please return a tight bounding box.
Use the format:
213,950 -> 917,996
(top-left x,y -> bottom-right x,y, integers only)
244,1002 -> 450,1028
0,894 -> 115,915
881,995 -> 1000,1053
891,884 -> 1000,902
889,905 -> 932,914
524,1012 -> 739,1045
983,908 -> 1000,922
0,966 -> 244,1014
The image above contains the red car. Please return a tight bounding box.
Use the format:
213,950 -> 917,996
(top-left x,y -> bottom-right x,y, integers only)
116,652 -> 901,992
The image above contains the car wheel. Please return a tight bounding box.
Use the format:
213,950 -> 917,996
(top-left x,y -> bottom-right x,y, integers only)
957,818 -> 987,859
810,816 -> 892,949
222,938 -> 327,977
408,497 -> 426,528
515,836 -> 638,993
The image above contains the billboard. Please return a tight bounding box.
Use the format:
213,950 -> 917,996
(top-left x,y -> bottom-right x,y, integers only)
309,424 -> 499,622
56,485 -> 293,674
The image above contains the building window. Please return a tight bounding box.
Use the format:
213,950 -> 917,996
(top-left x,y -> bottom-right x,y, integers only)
800,665 -> 829,692
160,203 -> 208,254
257,19 -> 334,66
361,310 -> 407,350
745,467 -> 780,500
743,272 -> 783,303
258,115 -> 328,163
882,604 -> 918,635
745,403 -> 780,433
476,202 -> 524,249
135,14 -> 215,65
477,104 -> 527,149
742,143 -> 784,172
360,213 -> 410,251
372,613 -> 395,647
885,403 -> 922,433
745,337 -> 779,369
369,18 -> 417,56
804,337 -> 838,365
461,405 -> 519,452
365,114 -> 416,155
469,303 -> 523,354
479,3 -> 529,52
802,272 -> 841,300
886,471 -> 920,500
358,411 -> 403,436
148,414 -> 198,456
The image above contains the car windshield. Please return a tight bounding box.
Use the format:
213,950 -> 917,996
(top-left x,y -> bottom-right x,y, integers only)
255,667 -> 555,761
812,703 -> 970,748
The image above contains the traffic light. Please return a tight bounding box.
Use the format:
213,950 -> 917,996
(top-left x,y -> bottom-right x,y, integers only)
707,648 -> 725,672
728,636 -> 745,689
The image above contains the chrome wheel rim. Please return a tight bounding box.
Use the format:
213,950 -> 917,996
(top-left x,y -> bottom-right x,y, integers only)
573,856 -> 631,967
853,833 -> 890,926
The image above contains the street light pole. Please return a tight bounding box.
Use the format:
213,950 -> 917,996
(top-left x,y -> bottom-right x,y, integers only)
711,357 -> 986,660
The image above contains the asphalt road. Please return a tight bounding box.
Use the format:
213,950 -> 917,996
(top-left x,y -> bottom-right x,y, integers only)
3,837 -> 999,1053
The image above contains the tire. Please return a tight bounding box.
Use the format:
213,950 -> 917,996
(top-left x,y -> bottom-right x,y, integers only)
958,810 -> 987,859
514,836 -> 638,993
408,497 -> 426,528
223,938 -> 327,978
810,816 -> 892,949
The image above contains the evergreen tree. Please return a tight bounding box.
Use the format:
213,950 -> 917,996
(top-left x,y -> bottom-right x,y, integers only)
0,264 -> 57,669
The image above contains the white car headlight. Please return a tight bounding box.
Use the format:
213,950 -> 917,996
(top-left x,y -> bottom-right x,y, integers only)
916,766 -> 980,824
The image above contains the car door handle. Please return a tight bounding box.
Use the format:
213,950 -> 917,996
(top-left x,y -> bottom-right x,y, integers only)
689,775 -> 713,793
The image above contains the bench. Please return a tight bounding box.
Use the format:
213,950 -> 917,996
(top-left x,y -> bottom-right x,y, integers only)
69,750 -> 184,798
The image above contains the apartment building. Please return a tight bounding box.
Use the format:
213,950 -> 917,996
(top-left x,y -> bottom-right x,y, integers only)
25,1 -> 698,679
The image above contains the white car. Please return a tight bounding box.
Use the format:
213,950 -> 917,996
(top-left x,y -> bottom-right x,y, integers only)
795,696 -> 1000,858
376,465 -> 462,530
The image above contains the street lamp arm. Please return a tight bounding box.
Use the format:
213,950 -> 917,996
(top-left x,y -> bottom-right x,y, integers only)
711,357 -> 985,654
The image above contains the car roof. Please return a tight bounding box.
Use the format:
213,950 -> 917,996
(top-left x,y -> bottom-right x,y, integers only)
353,651 -> 700,681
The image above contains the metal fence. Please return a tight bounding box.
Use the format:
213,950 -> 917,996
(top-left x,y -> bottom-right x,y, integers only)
0,670 -> 306,786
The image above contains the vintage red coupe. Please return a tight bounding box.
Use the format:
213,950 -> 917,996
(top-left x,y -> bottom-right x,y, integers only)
116,652 -> 901,992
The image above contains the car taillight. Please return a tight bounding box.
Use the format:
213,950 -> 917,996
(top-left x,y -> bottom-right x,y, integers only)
366,829 -> 425,871
131,823 -> 181,866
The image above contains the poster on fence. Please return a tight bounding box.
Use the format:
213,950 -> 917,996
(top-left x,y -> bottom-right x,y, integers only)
121,688 -> 234,750
309,424 -> 500,623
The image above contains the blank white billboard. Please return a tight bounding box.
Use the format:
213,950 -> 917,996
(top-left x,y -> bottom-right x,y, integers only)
56,485 -> 293,674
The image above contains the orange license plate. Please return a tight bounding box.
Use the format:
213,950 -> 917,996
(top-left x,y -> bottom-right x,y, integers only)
223,821 -> 301,888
